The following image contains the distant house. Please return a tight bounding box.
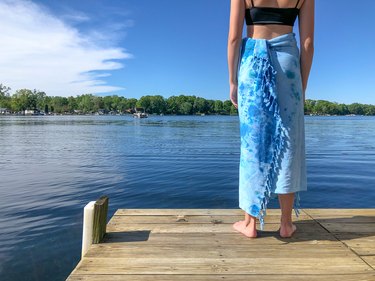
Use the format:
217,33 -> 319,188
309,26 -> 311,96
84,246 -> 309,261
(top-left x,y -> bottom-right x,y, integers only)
25,109 -> 36,115
135,107 -> 145,113
125,108 -> 135,114
24,109 -> 43,115
0,108 -> 11,114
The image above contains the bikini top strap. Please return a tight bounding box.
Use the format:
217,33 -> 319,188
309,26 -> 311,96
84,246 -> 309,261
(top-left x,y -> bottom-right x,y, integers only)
250,0 -> 255,8
295,0 -> 301,8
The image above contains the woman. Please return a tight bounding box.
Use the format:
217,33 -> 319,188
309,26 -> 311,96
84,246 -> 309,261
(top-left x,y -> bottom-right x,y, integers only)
227,0 -> 314,238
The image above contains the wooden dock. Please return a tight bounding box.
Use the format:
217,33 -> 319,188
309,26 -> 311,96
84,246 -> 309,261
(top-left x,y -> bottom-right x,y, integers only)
67,208 -> 375,281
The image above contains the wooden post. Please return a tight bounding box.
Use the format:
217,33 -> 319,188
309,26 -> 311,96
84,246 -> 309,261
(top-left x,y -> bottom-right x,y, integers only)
92,195 -> 109,243
81,195 -> 109,258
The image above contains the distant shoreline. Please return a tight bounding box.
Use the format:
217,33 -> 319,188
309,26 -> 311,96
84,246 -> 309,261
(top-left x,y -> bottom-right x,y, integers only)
1,86 -> 375,116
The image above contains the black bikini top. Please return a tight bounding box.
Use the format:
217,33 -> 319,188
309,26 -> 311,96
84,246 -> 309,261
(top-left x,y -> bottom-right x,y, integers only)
245,0 -> 300,26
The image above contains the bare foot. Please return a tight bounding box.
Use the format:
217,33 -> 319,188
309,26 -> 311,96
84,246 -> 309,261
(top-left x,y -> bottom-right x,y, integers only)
279,223 -> 297,238
232,220 -> 257,238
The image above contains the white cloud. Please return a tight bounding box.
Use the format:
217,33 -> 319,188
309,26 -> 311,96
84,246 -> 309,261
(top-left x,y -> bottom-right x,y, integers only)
0,0 -> 132,97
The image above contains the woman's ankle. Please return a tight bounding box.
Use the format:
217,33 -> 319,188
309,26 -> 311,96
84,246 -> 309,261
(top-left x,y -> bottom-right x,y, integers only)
280,217 -> 293,226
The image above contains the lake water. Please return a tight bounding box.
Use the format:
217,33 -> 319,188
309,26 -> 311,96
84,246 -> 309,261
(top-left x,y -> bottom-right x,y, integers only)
0,115 -> 374,280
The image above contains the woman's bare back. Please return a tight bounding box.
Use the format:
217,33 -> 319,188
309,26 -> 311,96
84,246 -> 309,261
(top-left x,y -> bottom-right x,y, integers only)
245,0 -> 305,39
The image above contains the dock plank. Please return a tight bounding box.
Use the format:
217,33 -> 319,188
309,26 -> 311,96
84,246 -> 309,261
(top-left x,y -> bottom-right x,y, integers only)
73,257 -> 372,275
100,231 -> 339,245
317,223 -> 375,234
106,221 -> 326,233
110,214 -> 311,224
303,209 -> 375,216
85,243 -> 352,258
362,256 -> 375,268
336,234 -> 375,256
66,273 -> 375,281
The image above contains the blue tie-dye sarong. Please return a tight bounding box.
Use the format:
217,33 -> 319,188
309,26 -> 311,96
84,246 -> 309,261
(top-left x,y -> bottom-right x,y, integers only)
237,32 -> 307,230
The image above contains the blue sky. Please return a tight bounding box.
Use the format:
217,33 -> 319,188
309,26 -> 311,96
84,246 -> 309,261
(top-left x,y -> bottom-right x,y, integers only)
1,0 -> 374,104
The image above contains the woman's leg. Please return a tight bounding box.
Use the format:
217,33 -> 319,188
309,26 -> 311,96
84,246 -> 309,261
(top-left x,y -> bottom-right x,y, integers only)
278,193 -> 297,237
232,211 -> 257,238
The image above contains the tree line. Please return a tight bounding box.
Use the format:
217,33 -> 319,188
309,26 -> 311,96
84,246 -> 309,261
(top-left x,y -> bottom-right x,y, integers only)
304,99 -> 375,115
1,84 -> 375,115
0,84 -> 237,115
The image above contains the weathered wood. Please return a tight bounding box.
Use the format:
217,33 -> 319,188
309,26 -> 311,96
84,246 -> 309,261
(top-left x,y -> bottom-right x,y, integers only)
336,233 -> 375,256
72,257 -> 371,275
111,214 -> 311,224
66,273 -> 375,281
92,195 -> 109,244
114,208 -> 375,216
317,222 -> 375,234
85,243 -> 353,258
303,209 -> 375,216
67,208 -> 375,280
115,208 -> 240,215
308,216 -> 375,223
115,208 -> 290,216
100,231 -> 338,245
362,256 -> 375,268
106,221 -> 326,233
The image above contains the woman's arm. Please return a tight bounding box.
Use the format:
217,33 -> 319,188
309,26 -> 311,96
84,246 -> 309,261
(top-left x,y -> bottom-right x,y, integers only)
228,0 -> 245,108
298,0 -> 315,102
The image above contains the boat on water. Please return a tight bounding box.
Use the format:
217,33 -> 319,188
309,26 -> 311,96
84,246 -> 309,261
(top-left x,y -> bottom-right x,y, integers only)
133,112 -> 148,118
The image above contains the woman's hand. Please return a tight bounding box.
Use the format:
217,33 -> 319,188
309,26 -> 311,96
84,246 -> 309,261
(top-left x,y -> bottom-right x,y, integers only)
230,83 -> 238,109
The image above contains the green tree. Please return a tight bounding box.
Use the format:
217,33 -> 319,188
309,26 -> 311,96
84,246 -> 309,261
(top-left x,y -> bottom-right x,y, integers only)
35,90 -> 47,111
214,100 -> 224,114
193,97 -> 207,114
166,96 -> 179,114
348,103 -> 364,115
0,83 -> 11,97
0,84 -> 11,109
149,95 -> 167,114
126,98 -> 138,112
206,99 -> 215,114
92,95 -> 103,112
180,101 -> 193,115
12,89 -> 37,111
223,100 -> 233,115
337,103 -> 349,115
304,99 -> 316,114
363,104 -> 375,115
137,95 -> 152,113
67,96 -> 78,112
51,96 -> 69,113
103,96 -> 114,111
77,94 -> 95,113
111,95 -> 122,112
229,104 -> 238,115
314,100 -> 332,115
